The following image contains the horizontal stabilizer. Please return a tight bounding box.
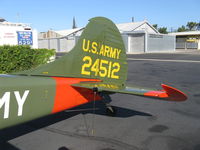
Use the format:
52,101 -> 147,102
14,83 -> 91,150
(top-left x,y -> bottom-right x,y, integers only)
72,82 -> 187,101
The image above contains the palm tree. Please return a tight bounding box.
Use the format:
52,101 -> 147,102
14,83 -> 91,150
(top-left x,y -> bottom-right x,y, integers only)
186,22 -> 198,30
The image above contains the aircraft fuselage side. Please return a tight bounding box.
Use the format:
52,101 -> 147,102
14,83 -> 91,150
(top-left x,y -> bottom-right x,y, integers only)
0,75 -> 100,130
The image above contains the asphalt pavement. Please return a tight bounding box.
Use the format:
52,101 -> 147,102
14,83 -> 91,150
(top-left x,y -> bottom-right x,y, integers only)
1,50 -> 200,150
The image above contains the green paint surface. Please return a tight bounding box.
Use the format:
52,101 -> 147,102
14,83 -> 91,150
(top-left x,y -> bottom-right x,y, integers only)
0,75 -> 56,129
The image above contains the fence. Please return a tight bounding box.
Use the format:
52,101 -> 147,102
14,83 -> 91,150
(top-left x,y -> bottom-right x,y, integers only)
39,33 -> 176,53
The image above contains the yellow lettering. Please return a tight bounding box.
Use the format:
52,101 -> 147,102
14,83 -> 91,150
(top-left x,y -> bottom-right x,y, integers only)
82,39 -> 90,52
42,72 -> 48,74
107,61 -> 112,78
81,56 -> 92,75
81,56 -> 121,79
110,48 -> 117,59
99,45 -> 104,56
91,58 -> 100,76
99,59 -> 108,77
116,49 -> 121,59
104,45 -> 110,57
111,62 -> 120,79
91,42 -> 98,54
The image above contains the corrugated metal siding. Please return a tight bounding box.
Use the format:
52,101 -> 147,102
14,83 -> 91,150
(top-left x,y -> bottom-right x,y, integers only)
121,34 -> 128,52
60,39 -> 75,52
129,34 -> 145,53
147,34 -> 175,52
38,38 -> 75,52
38,39 -> 49,49
49,39 -> 58,50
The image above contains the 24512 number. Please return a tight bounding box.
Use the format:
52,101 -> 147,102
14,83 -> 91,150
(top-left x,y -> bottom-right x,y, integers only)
81,56 -> 120,79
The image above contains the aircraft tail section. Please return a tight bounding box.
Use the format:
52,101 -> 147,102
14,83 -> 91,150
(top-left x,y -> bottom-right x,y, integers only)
16,17 -> 127,86
13,17 -> 187,102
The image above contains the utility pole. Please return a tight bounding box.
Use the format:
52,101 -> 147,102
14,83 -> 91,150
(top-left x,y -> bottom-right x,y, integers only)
132,17 -> 134,22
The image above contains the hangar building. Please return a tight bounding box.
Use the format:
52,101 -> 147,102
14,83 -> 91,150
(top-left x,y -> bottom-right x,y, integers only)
0,17 -> 38,48
39,20 -> 175,53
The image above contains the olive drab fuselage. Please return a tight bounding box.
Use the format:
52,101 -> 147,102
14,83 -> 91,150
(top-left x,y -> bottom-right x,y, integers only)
0,75 -> 101,129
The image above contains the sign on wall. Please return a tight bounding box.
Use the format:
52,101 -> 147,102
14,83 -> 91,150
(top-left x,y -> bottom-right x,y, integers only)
17,31 -> 33,45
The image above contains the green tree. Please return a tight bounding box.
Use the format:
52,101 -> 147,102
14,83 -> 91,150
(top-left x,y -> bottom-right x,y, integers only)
177,25 -> 187,32
186,22 -> 198,30
152,24 -> 158,30
158,27 -> 168,34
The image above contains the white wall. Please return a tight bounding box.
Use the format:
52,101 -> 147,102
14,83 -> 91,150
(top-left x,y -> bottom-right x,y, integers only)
0,23 -> 38,48
0,26 -> 18,45
146,34 -> 175,52
32,29 -> 38,48
135,24 -> 157,34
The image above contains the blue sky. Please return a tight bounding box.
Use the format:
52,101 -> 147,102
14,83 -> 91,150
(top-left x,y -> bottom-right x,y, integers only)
0,0 -> 199,32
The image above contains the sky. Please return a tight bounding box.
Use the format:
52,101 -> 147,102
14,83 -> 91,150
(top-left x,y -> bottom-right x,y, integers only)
0,0 -> 199,32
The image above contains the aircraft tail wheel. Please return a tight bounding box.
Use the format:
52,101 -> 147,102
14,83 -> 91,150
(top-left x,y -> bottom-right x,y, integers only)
106,106 -> 117,116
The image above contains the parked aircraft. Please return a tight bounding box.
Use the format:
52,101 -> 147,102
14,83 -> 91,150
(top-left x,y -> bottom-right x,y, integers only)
0,17 -> 187,130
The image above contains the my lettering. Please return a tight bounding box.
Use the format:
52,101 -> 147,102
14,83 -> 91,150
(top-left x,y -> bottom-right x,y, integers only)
0,92 -> 10,119
14,91 -> 29,116
0,90 -> 29,119
116,49 -> 121,59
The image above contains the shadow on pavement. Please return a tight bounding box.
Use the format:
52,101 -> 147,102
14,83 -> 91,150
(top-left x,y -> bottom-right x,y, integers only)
0,142 -> 20,150
0,101 -> 152,145
58,146 -> 70,150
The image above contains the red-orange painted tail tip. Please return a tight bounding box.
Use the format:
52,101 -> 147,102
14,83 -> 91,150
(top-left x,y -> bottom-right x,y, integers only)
144,84 -> 187,101
161,84 -> 188,101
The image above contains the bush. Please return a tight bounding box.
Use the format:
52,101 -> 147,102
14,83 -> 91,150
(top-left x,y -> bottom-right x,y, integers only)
0,45 -> 55,74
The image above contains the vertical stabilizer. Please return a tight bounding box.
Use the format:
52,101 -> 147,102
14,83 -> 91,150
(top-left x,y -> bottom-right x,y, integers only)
16,17 -> 127,86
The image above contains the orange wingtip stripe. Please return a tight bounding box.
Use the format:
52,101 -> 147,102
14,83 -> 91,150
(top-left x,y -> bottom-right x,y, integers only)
144,91 -> 168,98
144,84 -> 187,101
